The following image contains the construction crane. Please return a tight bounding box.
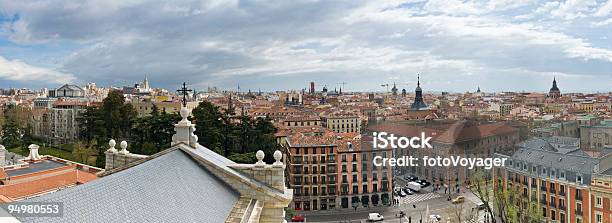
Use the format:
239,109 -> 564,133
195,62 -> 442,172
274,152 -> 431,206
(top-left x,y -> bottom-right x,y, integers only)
336,82 -> 347,91
380,84 -> 390,92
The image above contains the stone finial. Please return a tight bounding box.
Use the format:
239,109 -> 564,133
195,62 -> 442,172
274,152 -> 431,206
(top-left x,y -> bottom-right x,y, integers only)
272,150 -> 283,167
107,139 -> 118,153
180,107 -> 189,122
119,140 -> 130,155
27,144 -> 42,160
172,107 -> 199,148
255,150 -> 265,167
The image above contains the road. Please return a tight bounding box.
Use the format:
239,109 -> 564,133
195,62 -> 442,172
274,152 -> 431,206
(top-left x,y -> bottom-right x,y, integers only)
303,193 -> 479,223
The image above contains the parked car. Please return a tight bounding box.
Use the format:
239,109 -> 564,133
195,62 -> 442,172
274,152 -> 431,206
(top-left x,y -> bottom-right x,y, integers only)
407,175 -> 418,181
415,179 -> 430,188
421,181 -> 431,188
452,196 -> 465,204
291,214 -> 305,222
368,213 -> 384,222
430,214 -> 442,222
398,190 -> 407,197
402,188 -> 414,195
406,182 -> 421,192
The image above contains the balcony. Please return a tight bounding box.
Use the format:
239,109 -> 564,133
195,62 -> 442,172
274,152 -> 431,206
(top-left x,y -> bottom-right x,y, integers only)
341,191 -> 348,195
559,204 -> 566,211
540,200 -> 547,205
540,186 -> 547,192
550,189 -> 557,194
559,191 -> 566,196
550,202 -> 556,208
575,209 -> 583,216
576,195 -> 582,201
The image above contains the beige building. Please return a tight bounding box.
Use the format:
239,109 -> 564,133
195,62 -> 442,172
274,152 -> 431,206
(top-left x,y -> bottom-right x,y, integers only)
131,101 -> 198,117
322,113 -> 361,133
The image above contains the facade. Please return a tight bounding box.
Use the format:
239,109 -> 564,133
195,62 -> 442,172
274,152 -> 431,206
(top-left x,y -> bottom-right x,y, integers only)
282,116 -> 321,127
285,131 -> 392,211
50,101 -> 90,144
494,137 -> 612,223
131,100 -> 198,117
591,174 -> 612,223
322,113 -> 361,133
371,120 -> 519,184
580,120 -> 612,151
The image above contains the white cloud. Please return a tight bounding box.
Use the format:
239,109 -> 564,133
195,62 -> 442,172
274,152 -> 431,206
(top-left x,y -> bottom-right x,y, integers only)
0,56 -> 75,83
0,0 -> 610,91
595,0 -> 612,16
593,18 -> 612,26
550,0 -> 598,20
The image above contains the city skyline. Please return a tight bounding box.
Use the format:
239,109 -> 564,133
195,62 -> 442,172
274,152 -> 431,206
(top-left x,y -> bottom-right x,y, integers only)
1,0 -> 611,92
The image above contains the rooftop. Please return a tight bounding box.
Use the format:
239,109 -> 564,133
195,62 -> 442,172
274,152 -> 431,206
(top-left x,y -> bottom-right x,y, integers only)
4,160 -> 66,177
17,148 -> 240,223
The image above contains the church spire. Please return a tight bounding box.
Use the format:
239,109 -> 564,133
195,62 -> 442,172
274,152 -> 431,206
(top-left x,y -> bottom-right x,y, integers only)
417,74 -> 420,87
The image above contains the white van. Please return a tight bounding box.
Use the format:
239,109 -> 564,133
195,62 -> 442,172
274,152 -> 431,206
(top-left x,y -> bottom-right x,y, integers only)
407,182 -> 421,192
367,213 -> 384,222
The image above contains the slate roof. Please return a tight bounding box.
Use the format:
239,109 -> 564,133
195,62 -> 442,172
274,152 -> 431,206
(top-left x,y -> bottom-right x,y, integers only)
17,148 -> 239,223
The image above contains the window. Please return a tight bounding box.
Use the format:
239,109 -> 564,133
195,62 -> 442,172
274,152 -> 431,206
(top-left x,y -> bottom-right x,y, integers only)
596,213 -> 602,223
577,175 -> 583,184
596,196 -> 603,208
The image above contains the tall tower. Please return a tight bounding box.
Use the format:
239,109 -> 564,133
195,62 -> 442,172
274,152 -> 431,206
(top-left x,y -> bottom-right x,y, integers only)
310,82 -> 315,94
391,82 -> 398,96
143,76 -> 150,90
410,74 -> 428,110
548,77 -> 561,99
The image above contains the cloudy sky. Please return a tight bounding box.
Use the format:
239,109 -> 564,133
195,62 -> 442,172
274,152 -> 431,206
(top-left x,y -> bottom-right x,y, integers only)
0,0 -> 611,93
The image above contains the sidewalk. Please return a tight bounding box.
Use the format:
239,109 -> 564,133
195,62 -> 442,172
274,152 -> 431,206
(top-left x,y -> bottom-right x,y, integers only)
297,205 -> 393,216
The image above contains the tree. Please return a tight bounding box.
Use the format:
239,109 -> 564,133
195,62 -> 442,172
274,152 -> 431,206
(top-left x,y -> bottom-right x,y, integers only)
1,120 -> 21,148
72,141 -> 95,165
191,101 -> 227,155
191,101 -> 280,163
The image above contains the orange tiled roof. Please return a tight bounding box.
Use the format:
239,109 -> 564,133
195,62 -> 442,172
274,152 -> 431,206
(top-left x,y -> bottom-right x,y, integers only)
0,164 -> 98,202
0,169 -> 97,201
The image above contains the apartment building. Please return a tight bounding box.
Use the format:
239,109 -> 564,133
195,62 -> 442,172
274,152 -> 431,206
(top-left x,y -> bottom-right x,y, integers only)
131,100 -> 198,117
322,113 -> 361,133
285,131 -> 392,211
580,120 -> 612,151
370,120 -> 519,184
494,136 -> 612,223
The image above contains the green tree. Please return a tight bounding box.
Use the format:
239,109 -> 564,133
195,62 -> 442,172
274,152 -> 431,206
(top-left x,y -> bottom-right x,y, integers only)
192,101 -> 227,155
1,120 -> 21,148
191,101 -> 280,163
72,141 -> 95,164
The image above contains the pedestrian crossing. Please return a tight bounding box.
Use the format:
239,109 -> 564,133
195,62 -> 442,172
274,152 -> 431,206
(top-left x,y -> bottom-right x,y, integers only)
399,192 -> 441,205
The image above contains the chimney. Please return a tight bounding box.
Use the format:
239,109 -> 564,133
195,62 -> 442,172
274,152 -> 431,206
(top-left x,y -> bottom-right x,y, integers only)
27,144 -> 42,161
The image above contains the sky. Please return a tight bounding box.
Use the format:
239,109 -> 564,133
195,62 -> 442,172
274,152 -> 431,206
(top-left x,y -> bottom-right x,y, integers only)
0,0 -> 611,93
